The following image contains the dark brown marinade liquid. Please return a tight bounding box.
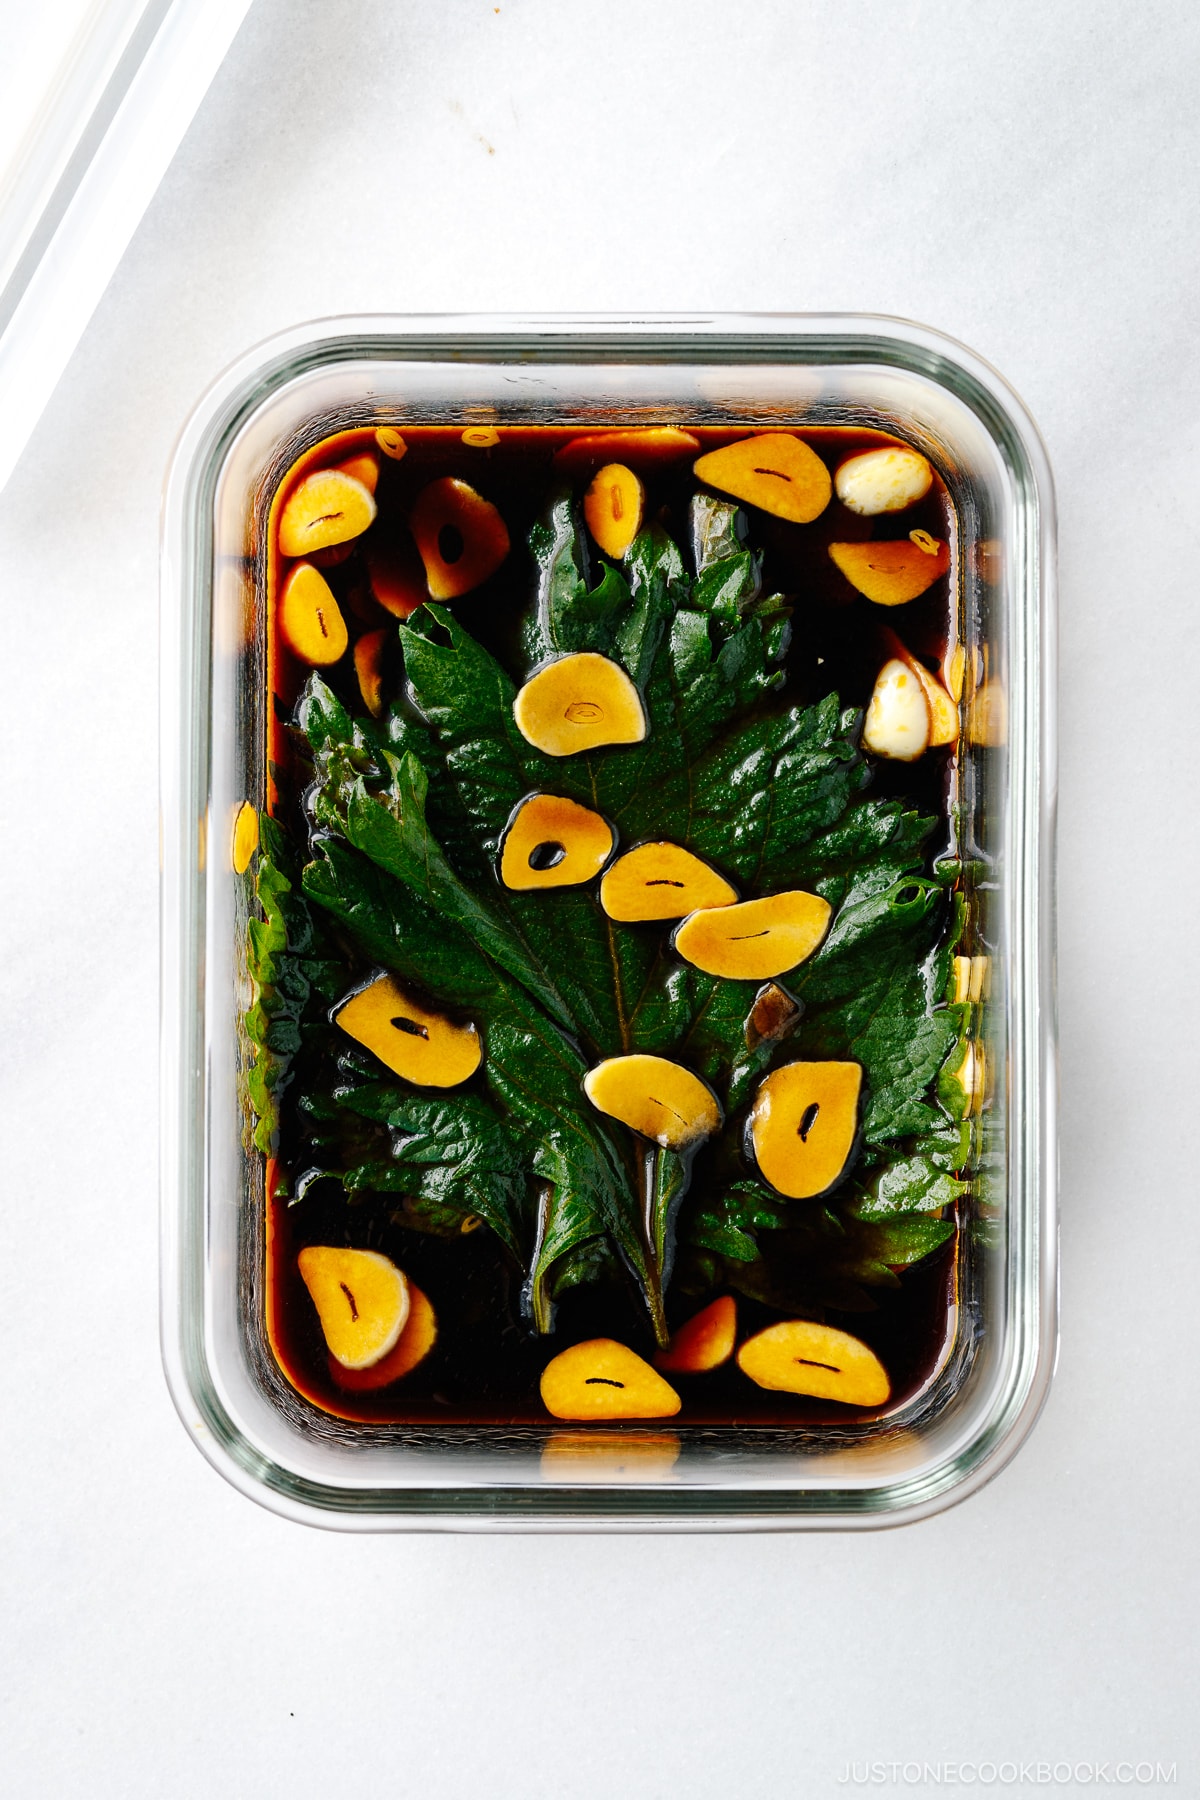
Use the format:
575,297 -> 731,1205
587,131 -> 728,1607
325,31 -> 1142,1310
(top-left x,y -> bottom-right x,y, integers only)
264,425 -> 959,1427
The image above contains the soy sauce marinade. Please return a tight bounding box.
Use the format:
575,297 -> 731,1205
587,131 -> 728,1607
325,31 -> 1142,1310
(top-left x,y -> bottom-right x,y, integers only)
248,424 -> 971,1427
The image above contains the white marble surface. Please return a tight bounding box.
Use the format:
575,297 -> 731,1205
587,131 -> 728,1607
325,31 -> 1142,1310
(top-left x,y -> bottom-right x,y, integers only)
2,3 -> 1198,1795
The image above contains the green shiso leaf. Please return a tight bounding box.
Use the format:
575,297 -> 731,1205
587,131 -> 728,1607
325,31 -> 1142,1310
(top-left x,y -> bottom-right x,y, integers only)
246,489 -> 966,1338
244,814 -> 346,1157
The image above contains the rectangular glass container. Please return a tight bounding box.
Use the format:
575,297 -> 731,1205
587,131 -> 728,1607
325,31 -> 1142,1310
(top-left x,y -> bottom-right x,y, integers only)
160,314 -> 1057,1530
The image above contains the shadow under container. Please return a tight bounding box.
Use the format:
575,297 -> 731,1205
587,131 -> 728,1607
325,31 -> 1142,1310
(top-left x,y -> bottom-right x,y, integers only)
160,314 -> 1057,1530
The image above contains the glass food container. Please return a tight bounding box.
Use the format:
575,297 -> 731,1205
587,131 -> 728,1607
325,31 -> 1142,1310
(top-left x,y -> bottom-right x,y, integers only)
160,314 -> 1057,1530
